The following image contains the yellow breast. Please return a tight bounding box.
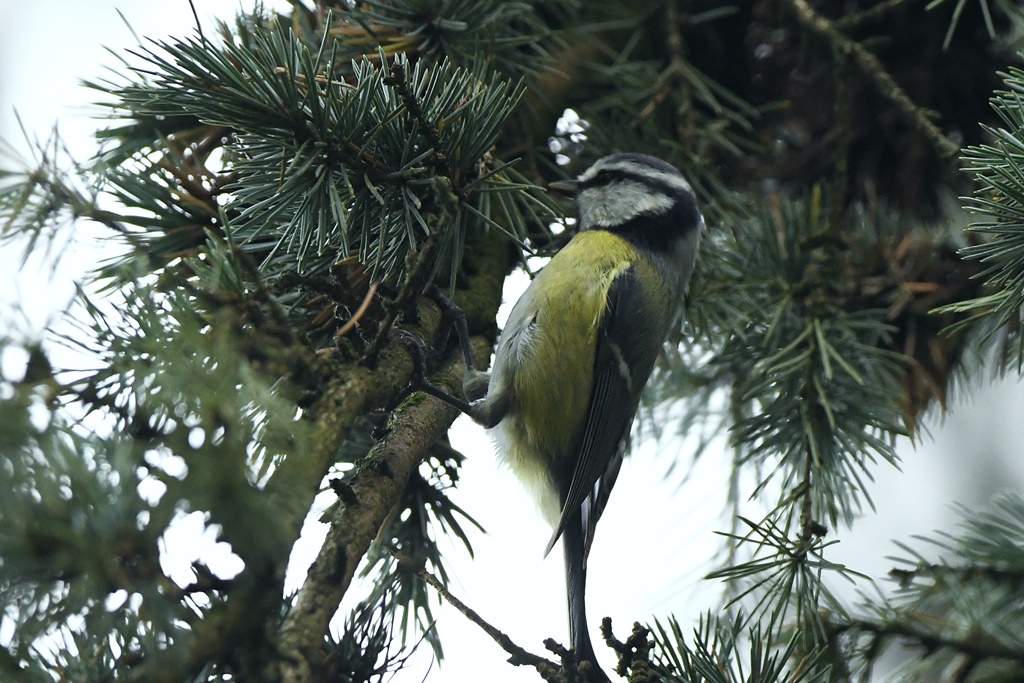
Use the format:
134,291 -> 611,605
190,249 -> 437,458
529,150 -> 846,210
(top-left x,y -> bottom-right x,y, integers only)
489,230 -> 644,522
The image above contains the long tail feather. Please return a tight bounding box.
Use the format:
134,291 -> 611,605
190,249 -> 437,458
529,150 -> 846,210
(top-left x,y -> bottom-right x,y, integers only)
563,510 -> 609,681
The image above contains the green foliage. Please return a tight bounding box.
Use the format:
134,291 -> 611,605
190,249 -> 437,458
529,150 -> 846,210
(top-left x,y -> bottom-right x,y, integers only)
0,135 -> 107,268
4,0 -> 1024,681
327,597 -> 415,682
341,0 -> 577,79
88,17 -> 554,288
2,2 -> 566,678
356,442 -> 482,660
926,0 -> 1024,49
0,271 -> 314,678
0,390 -> 180,679
71,283 -> 309,550
950,65 -> 1024,366
662,193 -> 910,668
651,613 -> 828,683
552,3 -> 757,222
829,495 -> 1024,682
694,195 -> 908,526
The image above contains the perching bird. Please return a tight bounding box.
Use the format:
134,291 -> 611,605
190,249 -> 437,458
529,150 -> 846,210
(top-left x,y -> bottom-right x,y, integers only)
411,153 -> 703,679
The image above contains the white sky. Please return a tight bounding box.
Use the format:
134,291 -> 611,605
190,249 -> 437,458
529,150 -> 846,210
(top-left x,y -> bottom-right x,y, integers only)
3,3 -> 1024,682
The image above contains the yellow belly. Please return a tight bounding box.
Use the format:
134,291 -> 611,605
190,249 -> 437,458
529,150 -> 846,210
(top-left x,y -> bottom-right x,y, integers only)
489,230 -> 643,523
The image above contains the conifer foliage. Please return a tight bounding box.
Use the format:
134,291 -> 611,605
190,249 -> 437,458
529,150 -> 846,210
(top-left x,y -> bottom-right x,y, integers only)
3,1 -> 1024,682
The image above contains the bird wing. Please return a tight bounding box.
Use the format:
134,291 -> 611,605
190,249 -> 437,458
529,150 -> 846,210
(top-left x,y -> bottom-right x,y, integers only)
544,265 -> 664,560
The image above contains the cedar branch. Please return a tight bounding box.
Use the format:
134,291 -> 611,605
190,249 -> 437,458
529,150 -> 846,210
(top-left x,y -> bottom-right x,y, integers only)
784,0 -> 961,161
275,334 -> 491,683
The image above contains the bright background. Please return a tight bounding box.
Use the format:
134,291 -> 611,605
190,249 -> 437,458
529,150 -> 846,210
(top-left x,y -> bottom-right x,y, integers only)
3,2 -> 1024,681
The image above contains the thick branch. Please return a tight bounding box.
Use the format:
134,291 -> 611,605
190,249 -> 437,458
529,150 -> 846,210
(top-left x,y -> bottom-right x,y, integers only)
276,335 -> 491,683
263,232 -> 509,556
269,232 -> 511,682
263,335 -> 434,545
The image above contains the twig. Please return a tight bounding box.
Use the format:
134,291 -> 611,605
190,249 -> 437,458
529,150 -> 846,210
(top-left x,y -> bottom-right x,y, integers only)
664,1 -> 696,148
335,280 -> 380,338
830,617 -> 1024,668
385,61 -> 453,181
889,561 -> 1024,587
828,53 -> 853,234
405,552 -> 559,673
601,619 -> 655,680
361,233 -> 441,361
835,0 -> 923,31
639,8 -> 681,120
784,0 -> 961,161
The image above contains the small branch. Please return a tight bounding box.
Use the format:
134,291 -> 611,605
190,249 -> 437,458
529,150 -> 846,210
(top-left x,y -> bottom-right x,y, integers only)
831,617 -> 1024,668
664,3 -> 686,73
335,280 -> 380,339
798,438 -> 816,543
221,236 -> 303,349
601,619 -> 655,680
156,151 -> 215,202
360,59 -> 471,362
835,0 -> 923,31
889,561 -> 1024,588
385,61 -> 453,181
784,0 -> 961,161
361,234 -> 442,360
796,381 -> 827,548
827,53 -> 853,234
193,125 -> 233,159
640,0 -> 700,158
407,553 -> 560,675
639,3 -> 686,122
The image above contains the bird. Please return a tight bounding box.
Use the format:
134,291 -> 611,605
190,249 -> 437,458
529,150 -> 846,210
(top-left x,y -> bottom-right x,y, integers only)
409,152 -> 703,679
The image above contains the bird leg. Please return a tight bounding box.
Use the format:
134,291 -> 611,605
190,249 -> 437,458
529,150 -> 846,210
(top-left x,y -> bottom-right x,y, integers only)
424,286 -> 490,400
394,287 -> 511,427
394,329 -> 479,416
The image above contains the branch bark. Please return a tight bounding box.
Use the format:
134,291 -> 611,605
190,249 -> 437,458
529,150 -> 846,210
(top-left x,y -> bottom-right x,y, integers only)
276,335 -> 491,682
270,232 -> 511,682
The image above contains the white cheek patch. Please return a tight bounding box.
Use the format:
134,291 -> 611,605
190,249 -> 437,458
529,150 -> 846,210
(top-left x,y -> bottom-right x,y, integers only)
578,180 -> 674,227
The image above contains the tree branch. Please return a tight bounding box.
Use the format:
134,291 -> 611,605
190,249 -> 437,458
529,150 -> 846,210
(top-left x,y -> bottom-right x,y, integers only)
831,617 -> 1024,669
267,232 -> 511,682
783,0 -> 961,162
408,554 -> 561,677
275,333 -> 491,683
835,0 -> 923,31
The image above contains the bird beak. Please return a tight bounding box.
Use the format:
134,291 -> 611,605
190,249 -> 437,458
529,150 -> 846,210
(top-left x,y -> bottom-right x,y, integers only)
547,178 -> 579,194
